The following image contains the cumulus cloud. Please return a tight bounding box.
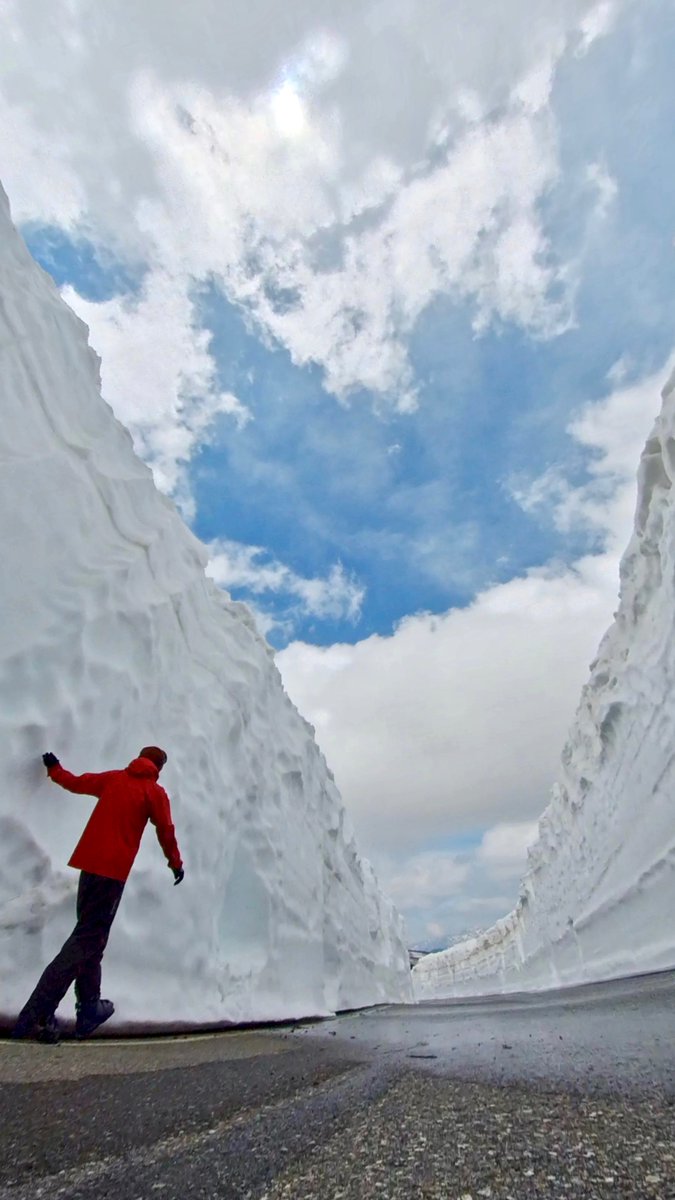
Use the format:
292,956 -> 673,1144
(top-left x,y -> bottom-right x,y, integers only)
577,0 -> 621,54
278,554 -> 620,852
586,161 -> 618,221
372,822 -> 539,946
511,354 -> 675,548
61,276 -> 251,517
1,0 -> 621,489
278,356 -> 668,935
477,821 -> 539,872
1,0 -> 646,945
207,539 -> 364,629
381,852 -> 470,909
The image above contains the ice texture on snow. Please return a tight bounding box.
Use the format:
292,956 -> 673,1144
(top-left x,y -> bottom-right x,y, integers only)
414,371 -> 675,999
0,182 -> 412,1027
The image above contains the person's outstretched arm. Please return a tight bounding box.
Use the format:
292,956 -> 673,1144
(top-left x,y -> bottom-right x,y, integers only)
42,752 -> 113,798
148,785 -> 184,883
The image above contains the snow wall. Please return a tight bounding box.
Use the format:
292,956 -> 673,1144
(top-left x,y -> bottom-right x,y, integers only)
0,182 -> 412,1028
415,369 -> 675,999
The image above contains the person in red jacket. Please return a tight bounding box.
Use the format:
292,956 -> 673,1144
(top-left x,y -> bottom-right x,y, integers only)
12,746 -> 183,1043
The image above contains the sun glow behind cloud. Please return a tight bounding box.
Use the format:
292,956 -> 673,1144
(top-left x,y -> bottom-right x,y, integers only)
270,82 -> 307,138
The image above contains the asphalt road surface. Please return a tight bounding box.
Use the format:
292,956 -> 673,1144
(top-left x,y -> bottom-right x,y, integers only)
1,971 -> 674,1200
296,969 -> 675,1094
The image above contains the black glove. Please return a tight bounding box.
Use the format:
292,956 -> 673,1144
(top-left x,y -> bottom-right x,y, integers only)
172,867 -> 184,886
42,752 -> 60,770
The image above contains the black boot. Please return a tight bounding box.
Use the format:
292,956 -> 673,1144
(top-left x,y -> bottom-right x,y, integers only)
11,1008 -> 60,1044
10,1007 -> 38,1040
75,998 -> 114,1039
35,1015 -> 61,1045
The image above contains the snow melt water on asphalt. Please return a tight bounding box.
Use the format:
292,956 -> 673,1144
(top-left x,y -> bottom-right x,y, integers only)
0,180 -> 412,1027
415,367 -> 675,998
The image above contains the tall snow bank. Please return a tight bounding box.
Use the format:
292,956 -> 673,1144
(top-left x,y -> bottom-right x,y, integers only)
0,182 -> 412,1027
415,368 -> 675,1000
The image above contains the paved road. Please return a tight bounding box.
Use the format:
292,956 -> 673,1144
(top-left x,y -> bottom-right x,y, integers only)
295,969 -> 675,1095
1,971 -> 674,1199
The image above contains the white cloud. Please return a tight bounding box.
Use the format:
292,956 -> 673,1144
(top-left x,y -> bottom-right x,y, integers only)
586,161 -> 618,221
380,851 -> 470,909
512,355 -> 675,549
0,0 -> 622,480
61,274 -> 250,516
207,539 -> 364,626
278,358 -> 667,873
278,555 -> 619,854
372,821 -> 539,946
0,0 -> 649,945
606,354 -> 632,386
253,104 -> 571,402
577,0 -> 621,54
0,94 -> 86,230
477,821 -> 539,870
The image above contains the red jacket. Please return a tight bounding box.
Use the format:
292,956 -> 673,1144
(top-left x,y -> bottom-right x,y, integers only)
48,757 -> 183,883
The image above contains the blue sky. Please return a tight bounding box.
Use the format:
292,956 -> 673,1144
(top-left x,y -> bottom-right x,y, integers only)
21,0 -> 675,650
5,0 -> 675,946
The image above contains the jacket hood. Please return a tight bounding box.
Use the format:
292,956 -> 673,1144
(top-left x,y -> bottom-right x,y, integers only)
127,756 -> 159,779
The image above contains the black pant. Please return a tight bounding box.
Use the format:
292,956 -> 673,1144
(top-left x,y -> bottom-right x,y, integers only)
20,871 -> 125,1022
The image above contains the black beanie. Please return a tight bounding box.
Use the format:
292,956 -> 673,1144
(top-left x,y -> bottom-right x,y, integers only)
139,746 -> 167,771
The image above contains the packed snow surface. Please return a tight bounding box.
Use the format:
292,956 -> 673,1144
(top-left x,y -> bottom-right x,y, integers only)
0,182 -> 412,1027
415,369 -> 675,999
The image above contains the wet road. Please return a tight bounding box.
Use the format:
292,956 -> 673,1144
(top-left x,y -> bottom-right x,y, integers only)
294,969 -> 675,1095
1,970 -> 674,1199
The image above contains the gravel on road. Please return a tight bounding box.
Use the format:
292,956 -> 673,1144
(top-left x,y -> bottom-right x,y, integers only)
1,1030 -> 674,1200
262,1068 -> 675,1200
